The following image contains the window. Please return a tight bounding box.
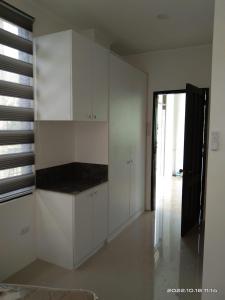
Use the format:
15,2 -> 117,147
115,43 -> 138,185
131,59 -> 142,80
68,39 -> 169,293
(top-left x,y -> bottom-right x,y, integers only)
0,1 -> 34,202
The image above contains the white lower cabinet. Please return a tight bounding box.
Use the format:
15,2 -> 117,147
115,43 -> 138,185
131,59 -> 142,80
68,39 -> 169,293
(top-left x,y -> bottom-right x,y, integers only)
93,184 -> 108,249
36,183 -> 108,269
74,183 -> 108,265
36,189 -> 74,269
74,190 -> 93,264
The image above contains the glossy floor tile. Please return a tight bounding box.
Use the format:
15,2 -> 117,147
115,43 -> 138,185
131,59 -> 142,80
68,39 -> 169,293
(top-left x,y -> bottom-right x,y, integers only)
5,177 -> 203,300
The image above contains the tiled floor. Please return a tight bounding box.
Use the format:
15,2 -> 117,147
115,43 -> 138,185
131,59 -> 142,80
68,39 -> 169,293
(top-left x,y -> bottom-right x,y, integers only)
5,177 -> 203,299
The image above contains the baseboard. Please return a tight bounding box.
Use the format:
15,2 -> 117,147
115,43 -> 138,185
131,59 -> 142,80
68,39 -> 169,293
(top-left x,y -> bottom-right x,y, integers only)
74,241 -> 105,269
107,208 -> 144,243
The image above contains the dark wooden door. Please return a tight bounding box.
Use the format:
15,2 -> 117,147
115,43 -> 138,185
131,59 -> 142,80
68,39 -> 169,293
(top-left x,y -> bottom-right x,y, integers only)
181,84 -> 205,236
151,94 -> 158,211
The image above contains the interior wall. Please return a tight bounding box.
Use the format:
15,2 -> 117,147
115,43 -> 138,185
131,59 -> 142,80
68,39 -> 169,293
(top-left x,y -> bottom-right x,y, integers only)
0,195 -> 35,281
173,94 -> 186,175
35,122 -> 76,169
202,1 -> 225,298
125,44 -> 212,209
75,122 -> 108,165
164,94 -> 175,177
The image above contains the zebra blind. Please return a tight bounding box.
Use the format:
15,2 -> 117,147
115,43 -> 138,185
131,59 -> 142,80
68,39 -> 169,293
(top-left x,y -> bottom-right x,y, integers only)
0,1 -> 34,202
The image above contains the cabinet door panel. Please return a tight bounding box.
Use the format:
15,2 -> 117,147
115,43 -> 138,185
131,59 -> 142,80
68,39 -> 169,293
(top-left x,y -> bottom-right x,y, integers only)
92,43 -> 109,121
109,55 -> 131,234
36,190 -> 74,269
93,184 -> 108,248
72,32 -> 92,121
75,192 -> 93,263
35,31 -> 72,120
129,69 -> 146,216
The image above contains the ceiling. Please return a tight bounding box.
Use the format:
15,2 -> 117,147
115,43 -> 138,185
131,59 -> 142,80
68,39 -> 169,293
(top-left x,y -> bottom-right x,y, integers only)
36,0 -> 215,55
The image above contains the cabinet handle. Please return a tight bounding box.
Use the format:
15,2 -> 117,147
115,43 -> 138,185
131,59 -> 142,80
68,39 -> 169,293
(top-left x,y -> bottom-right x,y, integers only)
94,115 -> 97,119
88,114 -> 92,119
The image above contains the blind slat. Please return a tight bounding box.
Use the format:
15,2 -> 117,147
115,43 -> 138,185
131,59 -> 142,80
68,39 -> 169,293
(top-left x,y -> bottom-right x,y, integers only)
0,173 -> 34,195
0,28 -> 33,54
0,105 -> 33,121
0,80 -> 33,99
0,54 -> 33,77
0,2 -> 34,200
0,130 -> 34,145
0,1 -> 34,31
0,152 -> 34,170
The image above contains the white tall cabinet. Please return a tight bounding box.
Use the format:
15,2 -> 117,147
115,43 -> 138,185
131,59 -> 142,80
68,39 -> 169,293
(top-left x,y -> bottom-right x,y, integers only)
109,54 -> 146,236
35,30 -> 109,121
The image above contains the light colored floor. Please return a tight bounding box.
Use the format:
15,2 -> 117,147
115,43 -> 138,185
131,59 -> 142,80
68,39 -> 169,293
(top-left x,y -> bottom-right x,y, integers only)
5,177 -> 203,300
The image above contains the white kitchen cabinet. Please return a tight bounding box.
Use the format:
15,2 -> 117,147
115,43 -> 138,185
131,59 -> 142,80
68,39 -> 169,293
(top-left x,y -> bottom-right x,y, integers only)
109,55 -> 131,234
36,189 -> 74,269
72,31 -> 92,121
35,30 -> 109,121
109,54 -> 146,236
93,183 -> 108,248
129,67 -> 146,217
74,190 -> 93,263
74,183 -> 108,263
36,183 -> 108,269
92,42 -> 109,121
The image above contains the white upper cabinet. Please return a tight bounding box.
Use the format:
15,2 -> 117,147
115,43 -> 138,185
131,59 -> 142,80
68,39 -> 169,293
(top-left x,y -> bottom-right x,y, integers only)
35,30 -> 109,121
72,31 -> 92,121
92,42 -> 109,121
35,30 -> 73,120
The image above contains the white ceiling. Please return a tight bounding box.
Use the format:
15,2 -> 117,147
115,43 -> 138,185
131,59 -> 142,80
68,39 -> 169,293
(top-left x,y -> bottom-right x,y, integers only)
36,0 -> 215,55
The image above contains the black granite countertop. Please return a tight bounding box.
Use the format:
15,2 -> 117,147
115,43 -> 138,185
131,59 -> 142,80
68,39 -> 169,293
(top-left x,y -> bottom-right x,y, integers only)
36,163 -> 108,195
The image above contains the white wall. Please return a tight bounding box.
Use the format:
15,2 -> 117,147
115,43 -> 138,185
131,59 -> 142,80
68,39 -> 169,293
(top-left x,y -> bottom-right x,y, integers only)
35,122 -> 108,169
126,44 -> 212,209
164,94 -> 175,177
35,122 -> 76,169
75,122 -> 108,165
0,195 -> 35,281
173,94 -> 186,175
202,1 -> 225,298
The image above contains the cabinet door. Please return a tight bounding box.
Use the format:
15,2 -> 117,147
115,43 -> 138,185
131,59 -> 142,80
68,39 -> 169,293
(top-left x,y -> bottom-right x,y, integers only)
72,32 -> 92,121
93,184 -> 108,249
92,43 -> 109,121
35,30 -> 73,120
74,191 -> 93,264
109,54 -> 131,234
36,190 -> 74,269
129,68 -> 146,216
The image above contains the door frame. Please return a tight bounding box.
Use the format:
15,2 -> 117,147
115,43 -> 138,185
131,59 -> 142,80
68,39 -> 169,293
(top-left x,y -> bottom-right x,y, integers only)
150,88 -> 209,213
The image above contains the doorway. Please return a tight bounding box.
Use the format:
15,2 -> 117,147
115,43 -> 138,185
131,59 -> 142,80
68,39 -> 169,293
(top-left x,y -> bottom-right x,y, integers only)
151,85 -> 209,237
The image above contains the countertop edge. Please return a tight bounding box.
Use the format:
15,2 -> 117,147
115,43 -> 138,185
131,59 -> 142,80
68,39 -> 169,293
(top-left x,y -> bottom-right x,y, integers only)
36,180 -> 108,196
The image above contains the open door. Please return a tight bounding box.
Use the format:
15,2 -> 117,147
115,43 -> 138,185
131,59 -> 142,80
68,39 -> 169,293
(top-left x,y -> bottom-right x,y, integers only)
181,84 -> 206,237
151,94 -> 158,211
